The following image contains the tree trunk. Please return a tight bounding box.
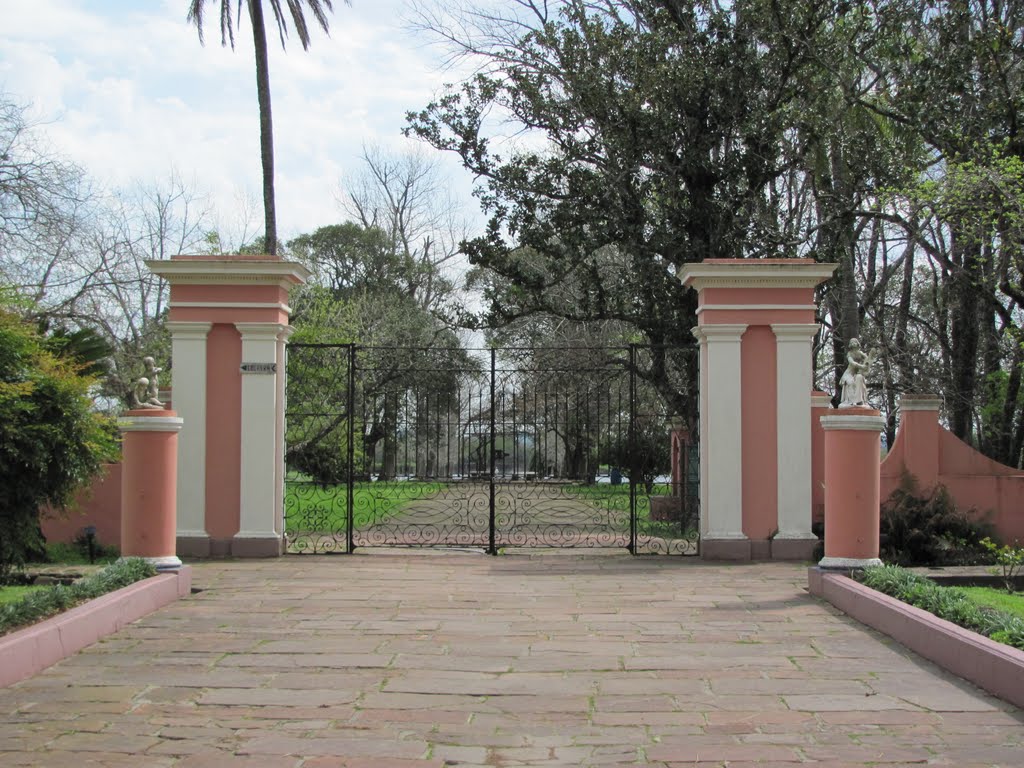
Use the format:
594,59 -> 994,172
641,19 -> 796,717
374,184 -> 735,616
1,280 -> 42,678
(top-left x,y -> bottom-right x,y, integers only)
999,342 -> 1022,465
893,239 -> 915,390
948,243 -> 981,440
249,0 -> 277,256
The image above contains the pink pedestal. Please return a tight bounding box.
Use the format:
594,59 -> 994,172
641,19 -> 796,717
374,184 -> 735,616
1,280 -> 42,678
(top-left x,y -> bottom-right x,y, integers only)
118,410 -> 184,571
819,409 -> 885,569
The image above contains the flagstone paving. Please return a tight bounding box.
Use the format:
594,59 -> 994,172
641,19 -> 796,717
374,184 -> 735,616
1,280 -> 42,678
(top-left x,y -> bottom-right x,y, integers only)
2,552 -> 1022,766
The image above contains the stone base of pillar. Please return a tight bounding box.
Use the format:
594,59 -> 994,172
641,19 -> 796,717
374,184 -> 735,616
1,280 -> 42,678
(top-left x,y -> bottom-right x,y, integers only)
176,534 -> 211,558
701,537 -> 752,561
749,539 -> 771,560
145,555 -> 184,572
231,534 -> 284,557
818,556 -> 883,570
771,536 -> 819,561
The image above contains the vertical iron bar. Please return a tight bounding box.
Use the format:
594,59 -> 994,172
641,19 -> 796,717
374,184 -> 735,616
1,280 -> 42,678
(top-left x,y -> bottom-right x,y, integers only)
347,344 -> 356,554
554,395 -> 560,477
629,344 -> 637,554
407,390 -> 413,477
512,389 -> 517,480
489,348 -> 497,554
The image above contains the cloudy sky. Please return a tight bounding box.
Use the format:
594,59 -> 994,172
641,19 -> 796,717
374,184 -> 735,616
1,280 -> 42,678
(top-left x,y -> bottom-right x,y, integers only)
0,0 -> 484,244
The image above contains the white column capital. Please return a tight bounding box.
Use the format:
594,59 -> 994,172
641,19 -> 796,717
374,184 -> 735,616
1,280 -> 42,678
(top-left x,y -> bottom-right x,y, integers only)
812,392 -> 833,409
770,323 -> 820,340
235,321 -> 287,340
699,323 -> 748,341
118,415 -> 184,433
278,325 -> 296,342
820,413 -> 886,432
900,394 -> 942,412
165,321 -> 213,339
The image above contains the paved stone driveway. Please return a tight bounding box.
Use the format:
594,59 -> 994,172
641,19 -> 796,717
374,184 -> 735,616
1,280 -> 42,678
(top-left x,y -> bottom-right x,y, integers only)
2,552 -> 1022,766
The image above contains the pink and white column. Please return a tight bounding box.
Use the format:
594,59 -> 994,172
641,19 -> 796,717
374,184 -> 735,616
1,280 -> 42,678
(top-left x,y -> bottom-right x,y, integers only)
118,409 -> 184,570
147,255 -> 309,557
819,408 -> 886,569
679,259 -> 836,560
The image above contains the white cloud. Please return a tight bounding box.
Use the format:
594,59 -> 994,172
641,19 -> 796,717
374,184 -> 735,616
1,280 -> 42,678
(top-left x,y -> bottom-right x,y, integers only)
0,0 -> 484,243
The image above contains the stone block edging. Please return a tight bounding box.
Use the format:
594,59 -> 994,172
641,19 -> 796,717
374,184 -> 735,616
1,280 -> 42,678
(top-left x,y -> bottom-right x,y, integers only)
807,567 -> 1024,709
0,566 -> 192,688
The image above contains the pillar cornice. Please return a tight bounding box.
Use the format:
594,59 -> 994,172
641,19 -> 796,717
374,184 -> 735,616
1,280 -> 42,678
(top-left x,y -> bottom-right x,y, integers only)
147,258 -> 310,288
117,415 -> 184,433
164,321 -> 213,338
820,412 -> 886,431
235,321 -> 288,339
770,323 -> 821,339
699,323 -> 748,339
680,260 -> 837,291
900,395 -> 942,411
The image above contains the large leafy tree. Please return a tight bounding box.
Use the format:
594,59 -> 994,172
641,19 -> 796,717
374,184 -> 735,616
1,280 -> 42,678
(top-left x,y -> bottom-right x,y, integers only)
843,0 -> 1024,449
407,0 -> 843,421
186,0 -> 340,256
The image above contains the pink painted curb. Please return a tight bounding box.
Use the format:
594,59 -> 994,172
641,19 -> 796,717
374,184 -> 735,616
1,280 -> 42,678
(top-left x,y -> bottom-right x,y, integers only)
808,567 -> 1024,709
0,565 -> 192,688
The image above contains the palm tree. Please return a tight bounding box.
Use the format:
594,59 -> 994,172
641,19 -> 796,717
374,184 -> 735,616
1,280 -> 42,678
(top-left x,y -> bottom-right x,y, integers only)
186,0 -> 340,256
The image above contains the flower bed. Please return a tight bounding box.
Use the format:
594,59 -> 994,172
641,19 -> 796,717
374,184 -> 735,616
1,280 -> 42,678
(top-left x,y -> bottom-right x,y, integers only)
858,565 -> 1024,650
808,566 -> 1024,709
0,558 -> 156,637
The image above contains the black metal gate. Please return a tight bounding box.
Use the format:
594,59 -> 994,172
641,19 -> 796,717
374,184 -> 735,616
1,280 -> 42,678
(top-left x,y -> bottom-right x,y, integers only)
284,345 -> 698,555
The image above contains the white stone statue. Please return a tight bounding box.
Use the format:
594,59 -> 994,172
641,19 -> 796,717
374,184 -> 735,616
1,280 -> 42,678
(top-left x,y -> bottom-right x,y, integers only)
131,356 -> 165,410
839,338 -> 870,407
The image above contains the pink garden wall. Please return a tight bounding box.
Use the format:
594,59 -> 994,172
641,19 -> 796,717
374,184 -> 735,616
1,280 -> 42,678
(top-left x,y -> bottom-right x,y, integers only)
879,395 -> 1024,544
40,463 -> 122,549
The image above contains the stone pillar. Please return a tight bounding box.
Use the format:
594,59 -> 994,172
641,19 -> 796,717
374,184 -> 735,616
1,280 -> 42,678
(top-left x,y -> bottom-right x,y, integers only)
235,322 -> 286,555
810,391 -> 832,528
898,395 -> 943,490
118,410 -> 184,571
165,321 -> 212,557
679,259 -> 836,561
146,255 -> 309,557
819,409 -> 886,569
771,323 -> 821,559
697,324 -> 749,559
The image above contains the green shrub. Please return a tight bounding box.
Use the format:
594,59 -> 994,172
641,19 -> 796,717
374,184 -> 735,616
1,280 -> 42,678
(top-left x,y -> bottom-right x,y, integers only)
0,307 -> 118,582
0,558 -> 156,636
288,441 -> 349,486
980,537 -> 1024,593
880,475 -> 995,566
859,564 -> 1024,651
859,563 -> 928,594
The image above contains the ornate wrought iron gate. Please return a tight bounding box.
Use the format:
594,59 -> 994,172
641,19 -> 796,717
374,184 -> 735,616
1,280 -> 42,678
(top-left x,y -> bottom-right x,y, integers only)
284,345 -> 698,555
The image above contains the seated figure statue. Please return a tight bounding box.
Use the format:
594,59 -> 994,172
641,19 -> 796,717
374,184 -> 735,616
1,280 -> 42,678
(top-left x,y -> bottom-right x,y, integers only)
839,338 -> 870,407
131,356 -> 165,410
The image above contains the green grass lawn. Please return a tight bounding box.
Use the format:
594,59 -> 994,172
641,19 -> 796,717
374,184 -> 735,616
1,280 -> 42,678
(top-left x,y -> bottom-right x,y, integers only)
562,482 -> 697,540
285,480 -> 447,533
286,478 -> 698,542
961,586 -> 1024,620
0,586 -> 47,606
29,542 -> 119,567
